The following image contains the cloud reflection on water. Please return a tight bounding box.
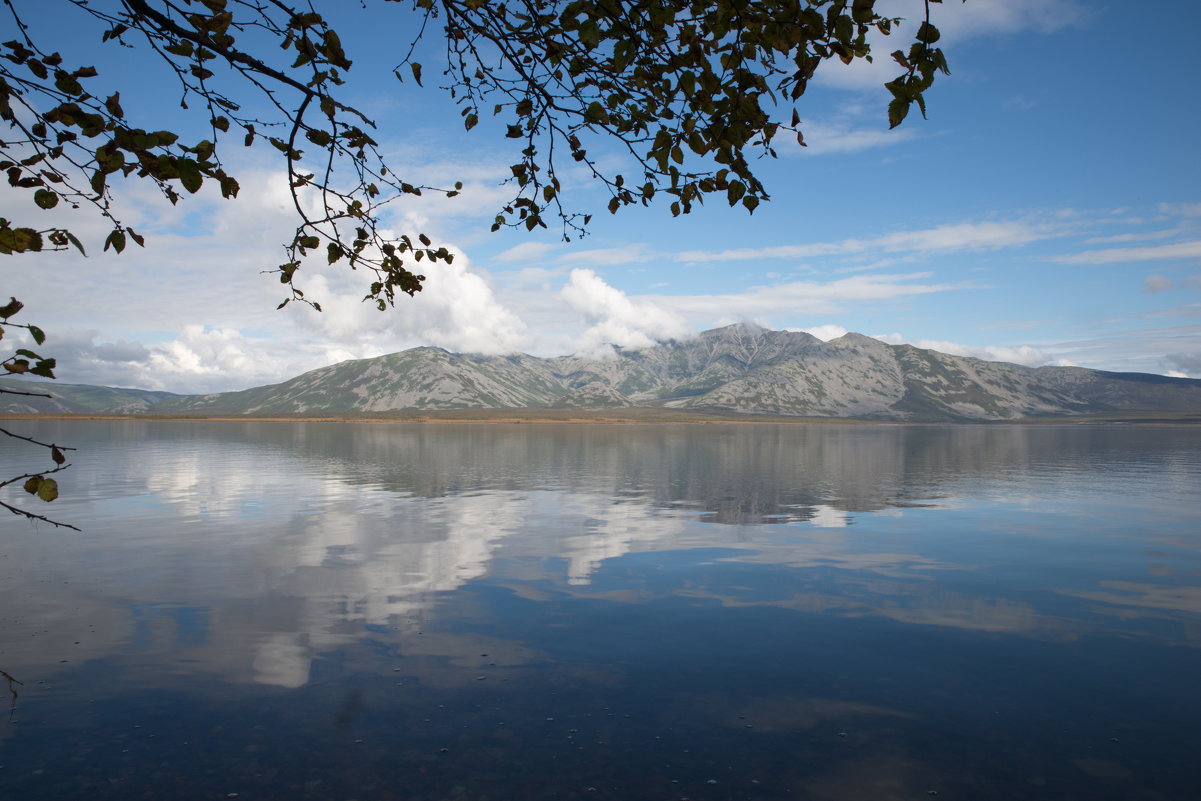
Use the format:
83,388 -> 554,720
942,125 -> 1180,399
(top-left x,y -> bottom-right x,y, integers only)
1,421 -> 1199,691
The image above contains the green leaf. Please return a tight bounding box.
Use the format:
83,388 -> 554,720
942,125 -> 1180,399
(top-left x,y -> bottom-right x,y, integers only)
410,62 -> 423,86
37,477 -> 59,502
726,180 -> 746,206
29,358 -> 56,378
104,229 -> 126,253
178,162 -> 203,194
34,188 -> 59,209
0,297 -> 23,319
28,325 -> 45,345
23,476 -> 41,495
65,231 -> 86,256
887,97 -> 910,129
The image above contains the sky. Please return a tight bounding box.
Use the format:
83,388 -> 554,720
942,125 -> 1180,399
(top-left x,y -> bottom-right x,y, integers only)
5,0 -> 1201,394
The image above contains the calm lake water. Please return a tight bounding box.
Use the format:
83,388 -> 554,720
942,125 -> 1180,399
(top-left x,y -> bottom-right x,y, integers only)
2,421 -> 1200,800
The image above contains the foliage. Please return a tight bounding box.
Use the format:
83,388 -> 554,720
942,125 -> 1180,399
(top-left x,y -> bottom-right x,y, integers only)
1,297 -> 77,530
2,0 -> 955,308
1,0 -> 957,528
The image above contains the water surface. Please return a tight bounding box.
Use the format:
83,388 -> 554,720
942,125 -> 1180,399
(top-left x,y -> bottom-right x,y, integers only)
2,421 -> 1199,800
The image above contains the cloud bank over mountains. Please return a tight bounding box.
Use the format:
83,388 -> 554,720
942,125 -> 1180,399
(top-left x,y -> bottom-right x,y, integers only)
10,188 -> 1201,393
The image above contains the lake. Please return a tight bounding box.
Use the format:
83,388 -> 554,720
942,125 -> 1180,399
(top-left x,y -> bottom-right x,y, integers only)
1,421 -> 1200,800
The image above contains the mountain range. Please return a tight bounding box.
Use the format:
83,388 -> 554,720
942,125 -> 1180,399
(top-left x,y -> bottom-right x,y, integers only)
4,325 -> 1200,421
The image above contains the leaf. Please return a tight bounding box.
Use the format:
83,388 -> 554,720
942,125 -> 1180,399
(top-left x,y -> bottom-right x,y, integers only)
0,297 -> 24,319
726,180 -> 746,206
887,97 -> 910,129
37,477 -> 59,502
34,189 -> 58,209
410,62 -> 423,86
178,162 -> 203,193
104,229 -> 126,253
23,476 -> 41,495
51,446 -> 66,465
29,358 -> 56,378
464,113 -> 478,131
65,231 -> 86,256
28,325 -> 45,345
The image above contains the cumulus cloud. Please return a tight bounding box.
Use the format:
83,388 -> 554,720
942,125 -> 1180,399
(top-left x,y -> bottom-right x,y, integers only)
294,249 -> 529,356
1143,274 -> 1175,294
561,269 -> 690,356
18,326 -> 343,394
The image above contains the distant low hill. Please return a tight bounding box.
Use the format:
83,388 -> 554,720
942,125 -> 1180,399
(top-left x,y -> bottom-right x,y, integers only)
0,377 -> 182,414
124,324 -> 1201,421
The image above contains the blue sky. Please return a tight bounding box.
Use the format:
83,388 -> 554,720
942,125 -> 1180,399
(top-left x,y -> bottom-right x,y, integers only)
6,0 -> 1201,393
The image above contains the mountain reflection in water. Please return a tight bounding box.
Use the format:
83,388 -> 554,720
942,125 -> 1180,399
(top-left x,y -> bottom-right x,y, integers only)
1,421 -> 1199,800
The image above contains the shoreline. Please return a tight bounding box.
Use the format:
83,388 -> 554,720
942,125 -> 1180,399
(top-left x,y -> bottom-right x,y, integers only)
3,410 -> 1199,425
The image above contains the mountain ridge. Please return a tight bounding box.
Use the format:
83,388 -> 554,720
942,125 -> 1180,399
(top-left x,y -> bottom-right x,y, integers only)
6,325 -> 1199,421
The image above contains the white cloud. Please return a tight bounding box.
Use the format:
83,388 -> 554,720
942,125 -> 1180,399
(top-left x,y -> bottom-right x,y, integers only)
872,332 -> 1050,366
561,269 -> 690,356
492,241 -> 562,263
676,219 -> 1051,263
294,249 -> 529,356
1056,241 -> 1201,264
1158,202 -> 1201,218
1143,274 -> 1174,294
1045,326 -> 1201,376
655,272 -> 964,322
561,243 -> 659,267
795,324 -> 849,342
1085,227 -> 1192,245
1165,353 -> 1201,376
794,117 -> 919,155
